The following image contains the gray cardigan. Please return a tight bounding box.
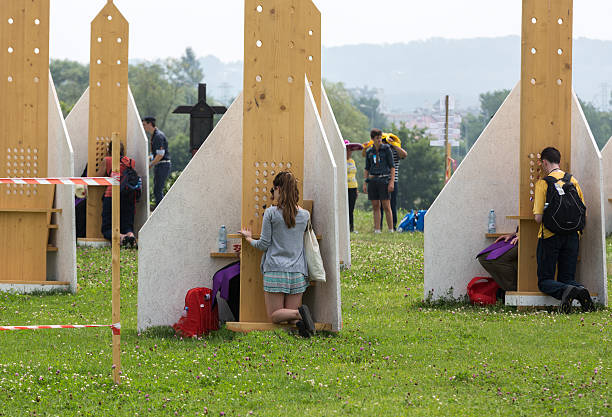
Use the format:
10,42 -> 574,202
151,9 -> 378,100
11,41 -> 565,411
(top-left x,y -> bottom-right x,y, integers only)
249,206 -> 309,276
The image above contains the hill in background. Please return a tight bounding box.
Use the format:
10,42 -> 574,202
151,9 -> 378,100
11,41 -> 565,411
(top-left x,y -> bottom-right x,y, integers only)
200,36 -> 612,111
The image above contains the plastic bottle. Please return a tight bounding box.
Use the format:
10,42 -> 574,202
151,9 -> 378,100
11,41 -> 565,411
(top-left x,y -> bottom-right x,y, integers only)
488,209 -> 496,234
181,307 -> 188,317
218,225 -> 227,253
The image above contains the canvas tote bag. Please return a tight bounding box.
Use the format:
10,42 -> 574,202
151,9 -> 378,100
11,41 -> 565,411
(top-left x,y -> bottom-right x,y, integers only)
304,219 -> 326,282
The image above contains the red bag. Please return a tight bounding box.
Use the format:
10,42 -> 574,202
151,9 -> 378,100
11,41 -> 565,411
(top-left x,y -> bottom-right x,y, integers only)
467,277 -> 499,305
173,287 -> 219,337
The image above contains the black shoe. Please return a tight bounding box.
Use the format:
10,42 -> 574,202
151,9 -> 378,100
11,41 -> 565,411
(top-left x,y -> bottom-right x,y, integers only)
559,285 -> 579,314
298,305 -> 315,336
575,287 -> 594,312
295,320 -> 311,338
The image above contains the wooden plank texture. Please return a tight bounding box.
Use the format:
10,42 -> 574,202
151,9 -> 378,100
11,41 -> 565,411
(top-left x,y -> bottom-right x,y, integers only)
304,1 -> 321,114
86,0 -> 129,238
518,0 -> 573,292
241,0 -> 313,323
0,0 -> 53,282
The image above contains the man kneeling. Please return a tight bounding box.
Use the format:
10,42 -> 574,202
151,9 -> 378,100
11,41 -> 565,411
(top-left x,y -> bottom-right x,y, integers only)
533,147 -> 594,313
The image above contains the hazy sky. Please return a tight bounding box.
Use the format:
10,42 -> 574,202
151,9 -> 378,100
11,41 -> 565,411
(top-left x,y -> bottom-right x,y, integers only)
49,0 -> 612,63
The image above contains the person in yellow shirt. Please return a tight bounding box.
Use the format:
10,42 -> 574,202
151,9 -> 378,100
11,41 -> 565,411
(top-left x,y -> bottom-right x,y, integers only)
345,140 -> 363,233
533,147 -> 594,313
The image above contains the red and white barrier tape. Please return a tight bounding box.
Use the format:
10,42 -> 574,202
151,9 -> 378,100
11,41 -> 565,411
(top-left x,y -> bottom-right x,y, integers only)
0,177 -> 119,186
0,323 -> 121,335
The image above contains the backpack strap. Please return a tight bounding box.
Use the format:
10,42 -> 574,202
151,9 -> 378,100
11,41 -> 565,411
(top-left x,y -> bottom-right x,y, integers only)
543,175 -> 557,185
562,172 -> 572,184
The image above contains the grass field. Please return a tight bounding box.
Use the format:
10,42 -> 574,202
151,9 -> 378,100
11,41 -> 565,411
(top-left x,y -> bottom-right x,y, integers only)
0,210 -> 610,416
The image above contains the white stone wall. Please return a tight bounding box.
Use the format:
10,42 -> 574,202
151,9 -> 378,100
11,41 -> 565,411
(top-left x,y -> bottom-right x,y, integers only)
303,83 -> 342,331
65,87 -> 150,235
47,73 -> 76,291
424,84 -> 607,306
138,94 -> 244,330
600,136 -> 612,235
321,85 -> 351,269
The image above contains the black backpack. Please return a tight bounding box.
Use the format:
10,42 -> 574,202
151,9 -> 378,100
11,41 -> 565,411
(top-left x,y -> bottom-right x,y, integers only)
542,173 -> 586,235
119,157 -> 142,202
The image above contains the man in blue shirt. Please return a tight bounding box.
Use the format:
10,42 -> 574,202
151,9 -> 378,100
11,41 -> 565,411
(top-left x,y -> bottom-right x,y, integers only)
363,129 -> 395,233
142,116 -> 171,208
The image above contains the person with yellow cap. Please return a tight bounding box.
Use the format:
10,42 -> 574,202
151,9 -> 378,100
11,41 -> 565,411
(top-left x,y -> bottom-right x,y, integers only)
363,129 -> 395,233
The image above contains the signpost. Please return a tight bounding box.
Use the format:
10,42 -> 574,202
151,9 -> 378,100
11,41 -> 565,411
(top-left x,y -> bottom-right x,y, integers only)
429,95 -> 459,183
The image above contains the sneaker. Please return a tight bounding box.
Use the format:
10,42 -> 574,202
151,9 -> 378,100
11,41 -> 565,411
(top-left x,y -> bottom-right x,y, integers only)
351,230 -> 358,234
559,285 -> 579,314
388,229 -> 394,233
575,287 -> 594,312
295,320 -> 311,338
374,230 -> 382,234
298,305 -> 315,336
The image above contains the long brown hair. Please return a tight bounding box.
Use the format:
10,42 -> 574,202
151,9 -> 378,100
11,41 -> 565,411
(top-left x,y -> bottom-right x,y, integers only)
273,171 -> 299,228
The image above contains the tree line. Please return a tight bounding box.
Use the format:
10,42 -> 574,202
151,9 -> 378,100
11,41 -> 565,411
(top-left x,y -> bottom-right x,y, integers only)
50,49 -> 612,211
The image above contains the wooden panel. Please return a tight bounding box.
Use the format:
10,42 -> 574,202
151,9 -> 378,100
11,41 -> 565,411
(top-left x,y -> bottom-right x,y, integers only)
518,0 -> 573,292
304,1 -> 321,114
241,0 -> 309,323
86,0 -> 129,238
0,0 -> 53,282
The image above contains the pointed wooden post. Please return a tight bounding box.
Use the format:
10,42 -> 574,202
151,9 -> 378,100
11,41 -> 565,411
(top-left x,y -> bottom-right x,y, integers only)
86,0 -> 129,240
517,0 -> 573,293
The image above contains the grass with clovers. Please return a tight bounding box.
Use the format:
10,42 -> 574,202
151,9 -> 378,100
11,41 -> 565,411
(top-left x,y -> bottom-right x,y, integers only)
0,210 -> 610,416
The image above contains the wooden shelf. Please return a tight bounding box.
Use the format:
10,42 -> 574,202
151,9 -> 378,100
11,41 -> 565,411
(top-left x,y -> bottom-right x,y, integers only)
485,233 -> 513,238
48,224 -> 58,229
0,208 -> 62,213
47,245 -> 58,252
210,252 -> 239,259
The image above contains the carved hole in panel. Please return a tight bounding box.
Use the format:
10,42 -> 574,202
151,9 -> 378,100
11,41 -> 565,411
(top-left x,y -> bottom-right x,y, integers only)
116,82 -> 121,87
33,148 -> 37,154
256,40 -> 262,48
117,37 -> 122,43
34,48 -> 40,54
34,18 -> 40,25
254,195 -> 259,201
107,15 -> 113,21
97,81 -> 101,87
254,161 -> 259,167
8,46 -> 13,54
7,76 -> 13,83
97,37 -> 102,43
531,17 -> 537,24
263,179 -> 267,184
270,170 -> 275,176
8,18 -> 14,24
536,153 -> 541,159
33,76 -> 39,83
309,81 -> 313,86
558,18 -> 563,25
254,212 -> 259,217
255,187 -> 259,193
308,30 -> 313,36
530,190 -> 534,195
308,55 -> 313,61
255,75 -> 262,82
286,162 -> 292,168
256,5 -> 263,12
528,153 -> 534,158
289,41 -> 294,48
530,48 -> 536,54
530,78 -> 536,85
97,59 -> 102,65
263,162 -> 267,167
530,196 -> 534,201
116,60 -> 121,65
557,48 -> 563,55
262,187 -> 267,193
263,170 -> 268,176
278,162 -> 283,168
530,175 -> 534,180
288,76 -> 294,83
557,79 -> 562,86
255,178 -> 260,184
529,160 -> 535,166
270,162 -> 275,168
263,196 -> 267,202
255,170 -> 260,176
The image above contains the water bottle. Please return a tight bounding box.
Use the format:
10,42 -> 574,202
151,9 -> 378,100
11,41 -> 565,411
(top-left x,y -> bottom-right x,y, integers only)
218,225 -> 227,253
488,209 -> 496,234
181,307 -> 188,317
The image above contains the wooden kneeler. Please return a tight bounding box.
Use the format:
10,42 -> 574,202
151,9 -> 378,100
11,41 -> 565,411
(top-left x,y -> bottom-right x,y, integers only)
226,0 -> 329,333
0,0 -> 58,283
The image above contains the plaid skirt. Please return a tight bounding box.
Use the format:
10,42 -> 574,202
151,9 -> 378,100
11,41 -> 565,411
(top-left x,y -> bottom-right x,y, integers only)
263,271 -> 309,294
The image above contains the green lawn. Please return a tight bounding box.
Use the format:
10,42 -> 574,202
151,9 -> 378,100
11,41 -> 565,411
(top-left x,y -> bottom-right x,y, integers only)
0,210 -> 610,416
